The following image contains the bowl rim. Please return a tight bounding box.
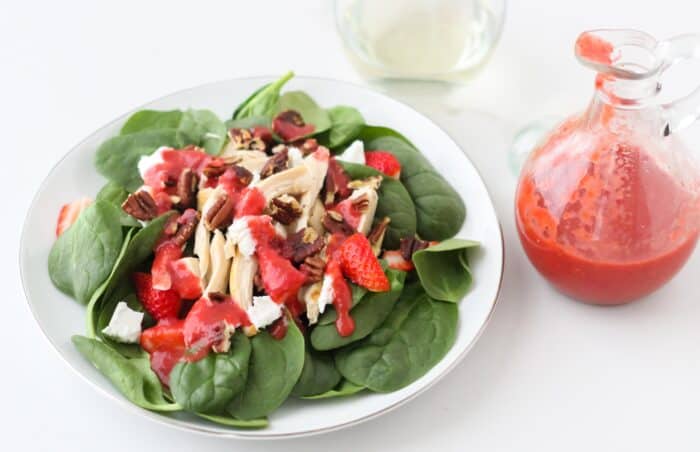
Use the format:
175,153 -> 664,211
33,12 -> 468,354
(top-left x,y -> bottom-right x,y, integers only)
19,74 -> 505,439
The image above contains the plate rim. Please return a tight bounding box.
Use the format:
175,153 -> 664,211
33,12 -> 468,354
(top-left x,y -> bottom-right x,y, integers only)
19,75 -> 504,439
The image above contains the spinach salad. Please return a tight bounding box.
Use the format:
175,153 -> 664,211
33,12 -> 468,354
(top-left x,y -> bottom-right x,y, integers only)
48,72 -> 479,429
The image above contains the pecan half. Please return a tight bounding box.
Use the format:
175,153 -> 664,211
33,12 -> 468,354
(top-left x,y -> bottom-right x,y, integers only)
368,217 -> 391,250
282,228 -> 325,264
228,128 -> 254,149
300,255 -> 325,283
202,159 -> 230,178
171,209 -> 201,247
176,169 -> 199,210
400,236 -> 431,260
122,190 -> 158,221
204,193 -> 234,231
351,193 -> 370,213
260,148 -> 289,179
269,194 -> 302,225
322,211 -> 355,235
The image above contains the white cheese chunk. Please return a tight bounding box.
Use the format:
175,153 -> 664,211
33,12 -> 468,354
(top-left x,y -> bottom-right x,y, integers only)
101,302 -> 144,344
137,146 -> 169,180
318,274 -> 335,315
336,140 -> 365,165
246,295 -> 283,329
288,147 -> 305,167
226,217 -> 256,256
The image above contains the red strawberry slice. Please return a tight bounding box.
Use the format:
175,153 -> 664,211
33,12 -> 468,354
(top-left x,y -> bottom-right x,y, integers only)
338,233 -> 390,292
182,295 -> 251,360
235,187 -> 266,218
151,242 -> 182,291
55,197 -> 92,237
272,110 -> 315,142
252,125 -> 274,145
132,272 -> 182,321
383,250 -> 414,271
257,246 -> 307,304
140,318 -> 185,385
326,259 -> 355,337
365,151 -> 401,179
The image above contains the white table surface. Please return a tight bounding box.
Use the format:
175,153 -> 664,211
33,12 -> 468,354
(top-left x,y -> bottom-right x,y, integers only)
5,1 -> 700,450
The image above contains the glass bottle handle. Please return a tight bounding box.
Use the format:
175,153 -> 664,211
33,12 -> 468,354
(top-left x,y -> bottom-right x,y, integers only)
659,34 -> 700,136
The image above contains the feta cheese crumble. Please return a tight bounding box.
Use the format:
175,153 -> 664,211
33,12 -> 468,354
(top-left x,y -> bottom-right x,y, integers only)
246,295 -> 283,329
226,217 -> 256,256
101,302 -> 144,344
137,146 -> 169,179
336,140 -> 365,165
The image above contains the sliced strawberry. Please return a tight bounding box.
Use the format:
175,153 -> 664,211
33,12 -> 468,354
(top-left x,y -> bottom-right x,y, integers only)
365,151 -> 401,179
132,272 -> 182,321
273,110 -> 315,142
257,247 -> 307,304
183,295 -> 251,360
383,250 -> 414,271
338,233 -> 390,292
332,198 -> 363,230
140,318 -> 185,385
55,197 -> 92,237
169,258 -> 203,300
326,259 -> 355,337
151,242 -> 182,291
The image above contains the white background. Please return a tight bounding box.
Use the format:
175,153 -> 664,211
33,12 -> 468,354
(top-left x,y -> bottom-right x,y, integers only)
4,1 -> 700,450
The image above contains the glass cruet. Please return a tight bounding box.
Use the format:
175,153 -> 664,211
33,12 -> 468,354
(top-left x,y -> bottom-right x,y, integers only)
515,29 -> 700,305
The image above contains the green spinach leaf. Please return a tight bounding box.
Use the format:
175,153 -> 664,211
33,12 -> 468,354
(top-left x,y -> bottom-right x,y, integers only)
362,131 -> 466,240
95,129 -> 179,192
170,334 -> 251,414
225,116 -> 271,130
194,412 -> 268,429
317,283 -> 367,326
120,110 -> 184,135
310,269 -> 406,351
48,201 -> 124,304
322,106 -> 365,149
233,71 -> 294,119
413,239 -> 480,302
291,345 -> 341,397
72,335 -> 181,411
274,91 -> 331,137
334,284 -> 458,392
177,109 -> 227,155
339,162 -> 416,249
86,213 -> 171,337
227,319 -> 304,420
95,181 -> 141,227
301,379 -> 365,400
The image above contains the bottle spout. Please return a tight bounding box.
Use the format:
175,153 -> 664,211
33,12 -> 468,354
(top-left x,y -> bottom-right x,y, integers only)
575,29 -> 661,80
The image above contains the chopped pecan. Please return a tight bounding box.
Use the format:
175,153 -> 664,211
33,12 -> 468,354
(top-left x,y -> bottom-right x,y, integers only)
249,137 -> 266,152
269,194 -> 302,225
291,138 -> 319,155
202,159 -> 230,178
322,211 -> 355,235
260,148 -> 289,179
176,169 -> 199,210
121,190 -> 158,221
300,255 -> 325,283
230,165 -> 254,186
368,217 -> 391,249
348,175 -> 382,191
282,228 -> 325,264
204,194 -> 234,231
400,236 -> 431,260
171,209 -> 201,247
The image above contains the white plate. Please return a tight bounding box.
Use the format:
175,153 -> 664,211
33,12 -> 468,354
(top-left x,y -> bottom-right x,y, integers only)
20,76 -> 503,439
